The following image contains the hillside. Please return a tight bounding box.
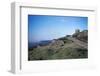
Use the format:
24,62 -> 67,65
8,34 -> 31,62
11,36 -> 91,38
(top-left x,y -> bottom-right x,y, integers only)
28,29 -> 88,60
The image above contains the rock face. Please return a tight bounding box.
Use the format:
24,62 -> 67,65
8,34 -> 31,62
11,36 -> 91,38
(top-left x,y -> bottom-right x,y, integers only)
49,39 -> 64,47
72,30 -> 88,42
28,29 -> 88,60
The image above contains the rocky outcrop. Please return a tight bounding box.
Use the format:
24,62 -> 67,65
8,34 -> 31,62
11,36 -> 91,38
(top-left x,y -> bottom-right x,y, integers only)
50,39 -> 64,46
72,30 -> 88,42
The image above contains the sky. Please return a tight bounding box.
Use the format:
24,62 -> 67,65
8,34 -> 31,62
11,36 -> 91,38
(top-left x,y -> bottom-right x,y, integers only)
28,15 -> 88,43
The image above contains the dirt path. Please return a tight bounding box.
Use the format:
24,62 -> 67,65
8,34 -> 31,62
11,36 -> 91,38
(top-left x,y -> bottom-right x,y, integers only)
67,37 -> 88,49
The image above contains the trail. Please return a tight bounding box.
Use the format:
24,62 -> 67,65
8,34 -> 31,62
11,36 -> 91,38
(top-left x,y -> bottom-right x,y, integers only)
67,37 -> 87,49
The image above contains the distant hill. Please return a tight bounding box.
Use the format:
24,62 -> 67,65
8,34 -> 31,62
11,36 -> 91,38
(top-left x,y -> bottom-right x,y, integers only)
28,40 -> 52,50
28,29 -> 88,60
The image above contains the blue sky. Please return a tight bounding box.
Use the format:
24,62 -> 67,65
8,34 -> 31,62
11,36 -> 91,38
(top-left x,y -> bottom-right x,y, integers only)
28,15 -> 88,43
